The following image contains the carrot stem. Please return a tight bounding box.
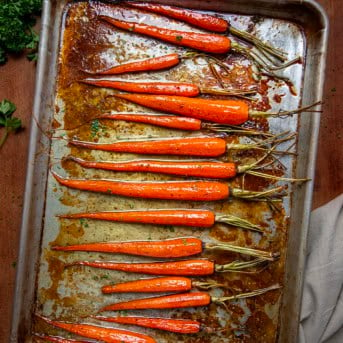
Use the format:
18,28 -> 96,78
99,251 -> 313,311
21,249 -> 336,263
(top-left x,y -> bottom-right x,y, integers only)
212,284 -> 281,306
205,243 -> 280,261
215,214 -> 263,232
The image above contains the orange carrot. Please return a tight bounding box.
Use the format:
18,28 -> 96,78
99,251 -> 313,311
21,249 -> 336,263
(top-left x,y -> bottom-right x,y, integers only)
81,80 -> 199,96
100,17 -> 231,54
114,93 -> 249,125
101,276 -> 223,294
99,285 -> 280,312
36,315 -> 156,343
52,237 -> 202,258
69,259 -> 215,275
90,53 -> 180,75
67,258 -> 266,275
102,276 -> 191,294
68,136 -> 227,157
60,209 -> 214,227
33,334 -> 91,343
102,292 -> 211,311
51,171 -> 229,201
52,171 -> 283,202
58,209 -> 263,232
127,2 -> 228,32
53,237 -> 277,261
68,157 -> 237,179
94,316 -> 201,334
112,94 -> 320,125
97,113 -> 202,130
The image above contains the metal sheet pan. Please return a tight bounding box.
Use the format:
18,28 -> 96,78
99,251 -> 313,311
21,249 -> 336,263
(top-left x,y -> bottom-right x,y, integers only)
10,1 -> 328,342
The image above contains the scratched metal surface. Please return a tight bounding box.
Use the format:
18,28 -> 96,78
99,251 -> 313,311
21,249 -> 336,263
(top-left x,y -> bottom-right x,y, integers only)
10,1 -> 328,343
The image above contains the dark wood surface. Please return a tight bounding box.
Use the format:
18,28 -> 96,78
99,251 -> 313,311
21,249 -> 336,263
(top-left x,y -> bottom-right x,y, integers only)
0,0 -> 342,340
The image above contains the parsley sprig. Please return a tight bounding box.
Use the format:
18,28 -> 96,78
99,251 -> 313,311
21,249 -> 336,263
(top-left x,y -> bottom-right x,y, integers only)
0,99 -> 23,149
0,0 -> 42,64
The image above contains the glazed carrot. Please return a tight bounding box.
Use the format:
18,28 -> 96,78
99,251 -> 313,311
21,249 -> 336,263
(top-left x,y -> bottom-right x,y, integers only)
97,113 -> 202,130
81,80 -> 199,96
52,237 -> 202,258
59,209 -> 263,232
127,2 -> 228,32
68,157 -> 237,178
114,94 -> 320,125
104,292 -> 211,311
91,53 -> 180,75
60,209 -> 214,227
100,17 -> 231,54
101,276 -> 223,294
36,315 -> 156,343
52,171 -> 284,201
99,285 -> 280,312
94,316 -> 201,334
68,136 -> 227,156
53,237 -> 278,261
67,258 -> 266,275
114,93 -> 249,125
51,171 -> 229,201
102,276 -> 191,294
33,334 -> 91,343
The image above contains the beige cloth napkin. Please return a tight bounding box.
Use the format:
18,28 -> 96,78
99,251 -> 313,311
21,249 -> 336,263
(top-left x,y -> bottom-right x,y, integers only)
299,194 -> 343,343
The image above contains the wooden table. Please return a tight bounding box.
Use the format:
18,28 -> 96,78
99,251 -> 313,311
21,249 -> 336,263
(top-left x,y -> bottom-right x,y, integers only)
1,1 -> 342,340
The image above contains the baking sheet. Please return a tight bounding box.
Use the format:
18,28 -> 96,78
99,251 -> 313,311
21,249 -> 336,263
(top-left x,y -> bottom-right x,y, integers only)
10,1 -> 328,342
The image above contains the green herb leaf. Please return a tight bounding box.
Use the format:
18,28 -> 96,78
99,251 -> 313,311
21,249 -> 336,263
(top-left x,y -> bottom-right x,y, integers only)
0,99 -> 23,149
175,35 -> 183,41
0,99 -> 16,117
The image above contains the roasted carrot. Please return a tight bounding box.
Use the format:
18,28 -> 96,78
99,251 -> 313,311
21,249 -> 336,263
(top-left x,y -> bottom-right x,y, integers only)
68,136 -> 227,156
113,93 -> 321,125
52,171 -> 284,201
127,2 -> 228,32
99,113 -> 202,131
52,237 -> 278,261
68,135 -> 285,157
81,80 -> 199,96
101,276 -> 223,294
59,209 -> 263,232
94,316 -> 202,334
36,315 -> 156,343
88,53 -> 180,75
114,94 -> 248,124
67,258 -> 267,275
81,79 -> 254,98
98,113 -> 269,136
68,157 -> 238,178
100,16 -> 231,54
67,156 -> 306,183
126,2 -> 288,61
99,285 -> 280,312
33,334 -> 91,343
53,237 -> 202,258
